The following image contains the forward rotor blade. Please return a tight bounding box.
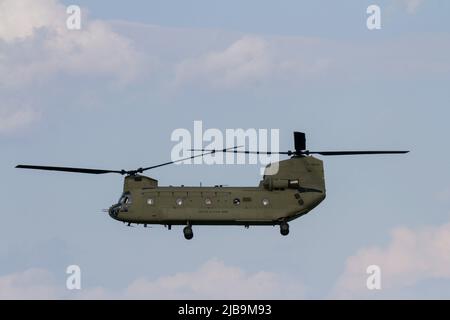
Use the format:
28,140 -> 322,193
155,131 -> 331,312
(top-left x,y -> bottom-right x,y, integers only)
189,149 -> 409,156
15,165 -> 124,175
141,146 -> 241,171
308,151 -> 410,156
15,147 -> 241,176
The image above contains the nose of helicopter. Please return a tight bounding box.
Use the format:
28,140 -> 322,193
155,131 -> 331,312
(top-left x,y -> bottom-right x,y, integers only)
108,204 -> 120,220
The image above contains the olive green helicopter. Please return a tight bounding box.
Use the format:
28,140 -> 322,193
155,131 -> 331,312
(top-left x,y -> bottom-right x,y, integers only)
16,132 -> 408,240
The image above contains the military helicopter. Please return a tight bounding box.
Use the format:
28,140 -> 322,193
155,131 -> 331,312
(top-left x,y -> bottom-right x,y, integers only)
16,132 -> 408,240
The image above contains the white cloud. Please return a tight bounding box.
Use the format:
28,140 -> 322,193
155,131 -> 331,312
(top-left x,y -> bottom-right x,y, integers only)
174,36 -> 332,89
124,259 -> 304,299
0,0 -> 148,134
0,0 -> 62,42
333,221 -> 450,298
0,105 -> 40,134
175,36 -> 272,89
0,268 -> 59,299
0,0 -> 146,87
0,259 -> 304,299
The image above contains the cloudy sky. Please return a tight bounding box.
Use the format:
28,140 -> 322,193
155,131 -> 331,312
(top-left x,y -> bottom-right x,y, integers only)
1,0 -> 450,299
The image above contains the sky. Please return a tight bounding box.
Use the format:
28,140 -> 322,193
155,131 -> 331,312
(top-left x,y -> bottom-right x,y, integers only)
1,0 -> 450,299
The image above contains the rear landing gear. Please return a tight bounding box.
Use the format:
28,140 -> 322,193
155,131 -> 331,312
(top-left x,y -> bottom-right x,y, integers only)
183,225 -> 193,240
280,222 -> 289,236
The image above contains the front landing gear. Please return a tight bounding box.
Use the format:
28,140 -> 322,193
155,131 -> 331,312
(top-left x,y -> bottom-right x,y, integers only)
183,225 -> 193,240
280,222 -> 289,236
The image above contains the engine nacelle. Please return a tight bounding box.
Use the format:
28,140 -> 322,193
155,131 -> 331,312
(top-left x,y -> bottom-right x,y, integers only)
263,178 -> 299,191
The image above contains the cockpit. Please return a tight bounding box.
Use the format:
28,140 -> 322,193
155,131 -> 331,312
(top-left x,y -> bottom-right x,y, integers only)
109,192 -> 132,219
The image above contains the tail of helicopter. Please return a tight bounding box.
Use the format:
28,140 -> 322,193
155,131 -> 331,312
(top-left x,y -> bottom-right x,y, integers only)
261,156 -> 326,195
260,155 -> 327,224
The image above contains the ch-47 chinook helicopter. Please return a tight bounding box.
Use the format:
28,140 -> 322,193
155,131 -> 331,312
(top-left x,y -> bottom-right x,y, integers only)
16,132 -> 408,240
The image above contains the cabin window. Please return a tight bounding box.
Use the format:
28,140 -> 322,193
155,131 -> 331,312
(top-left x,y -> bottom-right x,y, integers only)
204,198 -> 212,205
262,198 -> 270,206
147,198 -> 154,205
176,198 -> 183,206
233,198 -> 241,205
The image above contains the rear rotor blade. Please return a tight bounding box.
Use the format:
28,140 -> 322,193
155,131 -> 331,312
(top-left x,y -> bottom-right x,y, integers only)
308,151 -> 410,156
15,165 -> 124,175
189,149 -> 409,156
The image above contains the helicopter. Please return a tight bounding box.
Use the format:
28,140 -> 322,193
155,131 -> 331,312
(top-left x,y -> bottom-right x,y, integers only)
16,132 -> 408,240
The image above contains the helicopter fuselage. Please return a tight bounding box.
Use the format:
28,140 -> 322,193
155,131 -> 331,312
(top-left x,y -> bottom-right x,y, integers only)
109,156 -> 326,227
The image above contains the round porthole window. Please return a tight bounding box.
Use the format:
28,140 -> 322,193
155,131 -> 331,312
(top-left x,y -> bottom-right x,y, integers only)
204,198 -> 212,205
233,198 -> 241,205
262,198 -> 270,206
147,198 -> 154,205
176,198 -> 183,206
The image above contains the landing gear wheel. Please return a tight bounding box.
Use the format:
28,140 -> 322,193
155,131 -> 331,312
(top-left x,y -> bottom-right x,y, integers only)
280,222 -> 289,236
183,226 -> 193,240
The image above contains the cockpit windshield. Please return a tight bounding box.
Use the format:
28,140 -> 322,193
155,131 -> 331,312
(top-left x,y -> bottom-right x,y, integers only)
118,193 -> 132,205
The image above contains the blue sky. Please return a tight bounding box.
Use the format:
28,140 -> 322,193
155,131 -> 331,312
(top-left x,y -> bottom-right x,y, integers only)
1,0 -> 450,299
